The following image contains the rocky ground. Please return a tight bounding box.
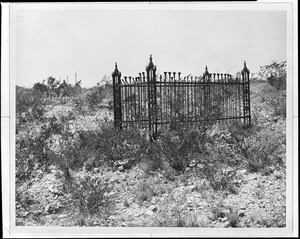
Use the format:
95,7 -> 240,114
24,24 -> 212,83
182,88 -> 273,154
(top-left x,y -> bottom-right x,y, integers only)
15,80 -> 287,228
16,164 -> 286,228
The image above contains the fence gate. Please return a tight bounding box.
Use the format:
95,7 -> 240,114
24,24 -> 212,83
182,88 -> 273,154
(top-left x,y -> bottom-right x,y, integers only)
112,55 -> 251,138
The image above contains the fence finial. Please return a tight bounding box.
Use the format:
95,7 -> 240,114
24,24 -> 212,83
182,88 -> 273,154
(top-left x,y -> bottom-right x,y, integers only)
205,65 -> 209,74
112,62 -> 121,77
146,54 -> 156,72
242,61 -> 249,74
203,65 -> 209,77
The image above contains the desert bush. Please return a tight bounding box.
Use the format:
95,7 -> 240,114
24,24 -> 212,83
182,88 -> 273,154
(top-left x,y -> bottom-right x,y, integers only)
258,60 -> 286,87
259,84 -> 286,119
251,61 -> 286,119
135,181 -> 157,204
86,85 -> 105,110
71,95 -> 88,115
16,114 -> 82,186
267,71 -> 286,91
46,126 -> 82,178
78,123 -> 148,169
227,121 -> 285,173
65,172 -> 114,217
15,119 -> 58,184
199,162 -> 238,192
150,122 -> 214,172
16,86 -> 46,123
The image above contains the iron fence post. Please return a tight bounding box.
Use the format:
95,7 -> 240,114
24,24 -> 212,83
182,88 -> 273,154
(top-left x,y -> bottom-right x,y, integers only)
146,55 -> 158,140
241,61 -> 251,126
203,66 -> 211,121
112,63 -> 122,130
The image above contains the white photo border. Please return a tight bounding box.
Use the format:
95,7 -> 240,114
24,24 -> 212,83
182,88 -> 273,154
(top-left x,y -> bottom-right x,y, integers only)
2,1 -> 298,238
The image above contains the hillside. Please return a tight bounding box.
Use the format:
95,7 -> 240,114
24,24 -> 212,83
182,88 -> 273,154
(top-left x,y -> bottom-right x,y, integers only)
15,72 -> 286,228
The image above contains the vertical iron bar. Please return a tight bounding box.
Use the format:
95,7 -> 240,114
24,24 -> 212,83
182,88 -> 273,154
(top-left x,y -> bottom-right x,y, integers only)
160,75 -> 163,128
112,63 -> 122,130
164,72 -> 168,126
146,55 -> 157,140
168,72 -> 172,122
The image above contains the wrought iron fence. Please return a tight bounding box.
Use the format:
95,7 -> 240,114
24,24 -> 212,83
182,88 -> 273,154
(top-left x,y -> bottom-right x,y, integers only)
112,55 -> 251,138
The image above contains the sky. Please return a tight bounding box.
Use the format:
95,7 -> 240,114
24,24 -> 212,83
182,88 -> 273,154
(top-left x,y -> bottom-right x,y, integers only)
12,5 -> 287,88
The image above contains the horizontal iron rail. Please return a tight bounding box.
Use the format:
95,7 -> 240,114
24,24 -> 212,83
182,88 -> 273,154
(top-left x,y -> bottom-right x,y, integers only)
119,82 -> 246,87
119,116 -> 250,124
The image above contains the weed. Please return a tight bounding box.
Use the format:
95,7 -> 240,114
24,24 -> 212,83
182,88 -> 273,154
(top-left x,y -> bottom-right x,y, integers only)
261,166 -> 273,176
255,182 -> 266,199
210,200 -> 225,220
123,198 -> 130,208
136,182 -> 155,204
227,209 -> 240,227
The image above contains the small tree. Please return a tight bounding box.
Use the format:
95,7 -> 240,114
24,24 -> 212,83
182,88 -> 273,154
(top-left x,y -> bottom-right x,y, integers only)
46,76 -> 60,98
33,82 -> 48,97
258,61 -> 287,91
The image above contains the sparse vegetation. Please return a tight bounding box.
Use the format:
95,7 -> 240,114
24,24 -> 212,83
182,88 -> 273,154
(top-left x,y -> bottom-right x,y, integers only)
16,62 -> 286,227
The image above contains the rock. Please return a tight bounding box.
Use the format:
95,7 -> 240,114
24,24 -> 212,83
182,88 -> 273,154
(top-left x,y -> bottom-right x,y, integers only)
42,211 -> 49,216
151,198 -> 156,204
108,191 -> 115,197
186,167 -> 191,172
240,206 -> 246,210
238,210 -> 246,217
58,214 -> 67,218
274,171 -> 283,179
94,168 -> 100,173
45,204 -> 51,213
238,222 -> 245,227
118,165 -> 125,172
149,205 -> 158,212
221,217 -> 228,222
237,169 -> 247,178
224,221 -> 231,228
239,169 -> 247,174
222,209 -> 231,217
189,185 -> 196,192
145,210 -> 154,216
120,222 -> 126,227
33,210 -> 43,216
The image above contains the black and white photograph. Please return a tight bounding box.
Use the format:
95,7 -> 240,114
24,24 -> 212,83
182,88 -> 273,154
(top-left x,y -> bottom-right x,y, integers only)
1,1 -> 298,238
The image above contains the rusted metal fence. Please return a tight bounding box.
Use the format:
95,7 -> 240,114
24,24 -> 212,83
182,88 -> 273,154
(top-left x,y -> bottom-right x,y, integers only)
112,55 -> 251,138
